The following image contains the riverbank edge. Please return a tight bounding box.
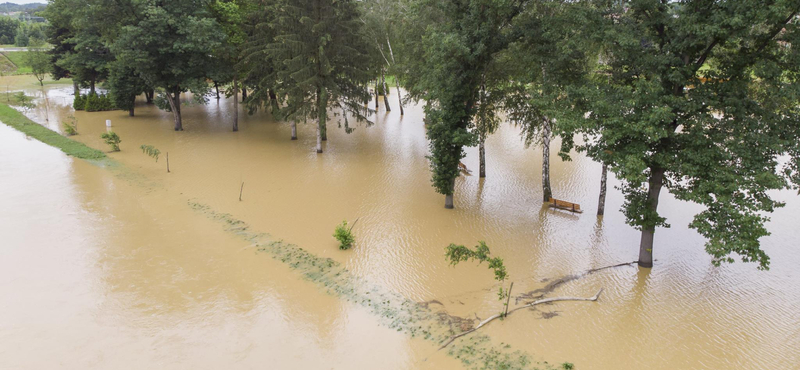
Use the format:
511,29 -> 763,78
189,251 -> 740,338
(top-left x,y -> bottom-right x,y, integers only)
0,103 -> 107,161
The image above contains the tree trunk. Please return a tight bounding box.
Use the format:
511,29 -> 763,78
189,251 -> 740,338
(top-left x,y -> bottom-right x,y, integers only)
73,81 -> 79,97
479,133 -> 486,178
214,81 -> 220,100
232,76 -> 239,132
638,167 -> 664,268
241,87 -> 247,102
316,88 -> 327,153
374,79 -> 379,110
89,78 -> 96,95
291,121 -> 297,140
316,123 -> 322,153
395,78 -> 404,115
542,118 -> 552,202
269,89 -> 279,113
597,163 -> 608,216
445,178 -> 455,209
382,68 -> 391,111
165,91 -> 182,131
145,90 -> 154,104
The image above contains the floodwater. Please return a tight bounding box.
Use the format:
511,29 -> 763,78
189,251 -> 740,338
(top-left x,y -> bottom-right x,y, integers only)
2,76 -> 799,369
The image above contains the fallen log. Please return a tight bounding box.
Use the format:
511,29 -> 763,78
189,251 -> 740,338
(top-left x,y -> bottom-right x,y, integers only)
439,288 -> 603,350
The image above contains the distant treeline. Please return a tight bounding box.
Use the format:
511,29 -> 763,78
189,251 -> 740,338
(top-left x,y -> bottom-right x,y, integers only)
0,16 -> 47,46
0,2 -> 46,14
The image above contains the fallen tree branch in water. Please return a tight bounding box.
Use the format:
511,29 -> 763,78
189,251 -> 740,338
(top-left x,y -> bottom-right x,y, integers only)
439,288 -> 604,350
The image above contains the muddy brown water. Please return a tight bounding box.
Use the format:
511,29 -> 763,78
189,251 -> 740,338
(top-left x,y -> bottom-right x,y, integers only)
2,78 -> 799,369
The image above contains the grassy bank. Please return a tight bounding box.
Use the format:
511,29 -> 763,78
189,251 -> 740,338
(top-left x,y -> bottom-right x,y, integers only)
0,103 -> 106,160
1,51 -> 32,74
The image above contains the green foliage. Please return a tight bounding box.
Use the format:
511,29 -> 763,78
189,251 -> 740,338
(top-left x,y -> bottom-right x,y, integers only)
62,115 -> 77,136
0,17 -> 20,44
0,103 -> 105,160
333,220 -> 355,250
562,363 -> 574,370
83,93 -> 115,112
445,241 -> 510,315
402,0 -> 520,199
112,0 -> 225,129
107,62 -> 149,113
24,48 -> 51,85
13,21 -> 46,47
101,131 -> 121,152
140,145 -> 160,162
72,93 -> 85,110
247,0 -> 373,137
568,1 -> 800,269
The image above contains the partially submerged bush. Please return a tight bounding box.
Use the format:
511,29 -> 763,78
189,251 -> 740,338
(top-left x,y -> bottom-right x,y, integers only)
74,93 -> 116,112
333,220 -> 355,250
63,115 -> 77,136
140,144 -> 160,162
73,94 -> 86,111
101,131 -> 121,152
84,93 -> 115,112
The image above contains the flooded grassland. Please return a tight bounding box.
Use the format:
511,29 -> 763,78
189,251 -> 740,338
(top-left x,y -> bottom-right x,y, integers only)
2,77 -> 799,369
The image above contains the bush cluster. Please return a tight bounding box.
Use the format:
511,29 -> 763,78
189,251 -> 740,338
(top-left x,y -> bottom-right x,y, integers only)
73,93 -> 116,112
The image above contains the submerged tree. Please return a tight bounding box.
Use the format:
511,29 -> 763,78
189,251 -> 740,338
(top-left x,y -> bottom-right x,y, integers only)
42,0 -> 112,95
403,0 -> 522,208
502,0 -> 597,202
112,0 -> 224,131
106,61 -> 150,117
573,1 -> 800,269
262,0 -> 373,152
210,0 -> 253,132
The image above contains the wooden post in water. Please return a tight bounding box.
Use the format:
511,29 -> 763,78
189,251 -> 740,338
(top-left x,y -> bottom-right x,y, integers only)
239,182 -> 244,201
166,152 -> 170,173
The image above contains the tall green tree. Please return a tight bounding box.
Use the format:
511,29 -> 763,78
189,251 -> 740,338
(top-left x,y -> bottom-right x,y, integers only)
263,0 -> 373,153
241,1 -> 286,135
573,1 -> 800,269
502,0 -> 597,201
24,47 -> 51,86
403,0 -> 522,208
112,0 -> 225,131
42,0 -> 111,94
106,61 -> 149,116
210,0 -> 253,132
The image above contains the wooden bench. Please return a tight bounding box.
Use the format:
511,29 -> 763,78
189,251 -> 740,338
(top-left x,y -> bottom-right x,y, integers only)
548,197 -> 583,213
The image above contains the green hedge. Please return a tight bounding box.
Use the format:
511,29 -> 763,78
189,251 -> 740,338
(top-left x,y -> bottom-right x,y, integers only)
73,93 -> 116,112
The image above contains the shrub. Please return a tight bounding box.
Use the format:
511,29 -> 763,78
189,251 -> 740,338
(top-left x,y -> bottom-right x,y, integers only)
74,93 -> 116,112
333,220 -> 355,250
101,131 -> 121,152
63,115 -> 77,136
562,363 -> 574,370
73,94 -> 86,111
85,93 -> 115,112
